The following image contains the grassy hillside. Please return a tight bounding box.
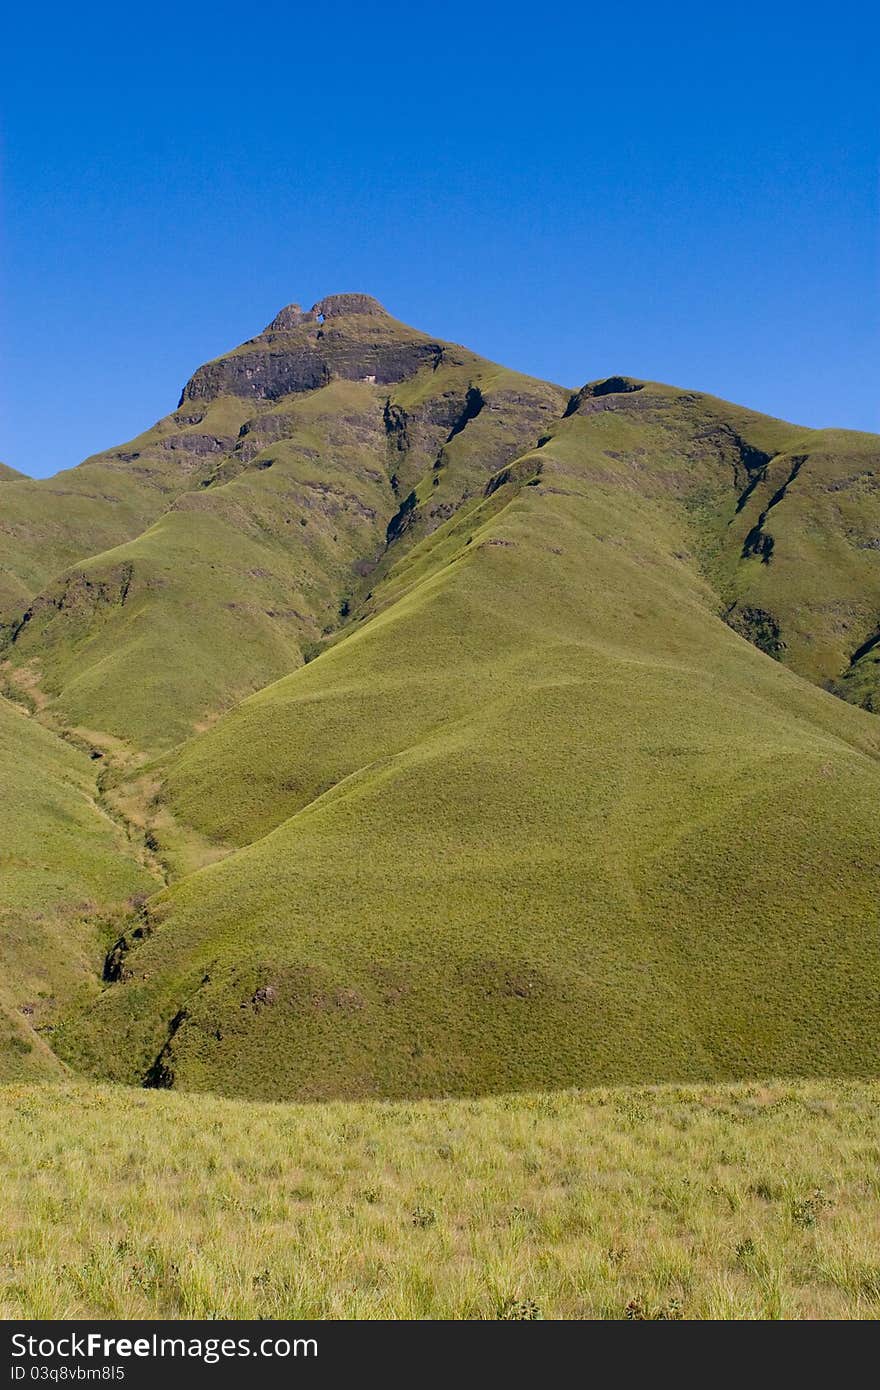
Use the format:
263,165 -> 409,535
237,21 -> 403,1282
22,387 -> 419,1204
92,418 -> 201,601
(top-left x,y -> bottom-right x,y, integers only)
3,1078 -> 880,1319
557,383 -> 880,711
56,381 -> 880,1100
0,694 -> 156,1080
722,426 -> 880,710
835,631 -> 880,713
165,380 -> 880,847
0,400 -> 240,620
0,462 -> 26,482
2,301 -> 878,1106
6,382 -> 397,750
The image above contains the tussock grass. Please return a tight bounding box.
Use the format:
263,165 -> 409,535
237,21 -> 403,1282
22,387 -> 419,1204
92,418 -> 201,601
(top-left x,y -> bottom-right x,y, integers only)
2,1079 -> 880,1319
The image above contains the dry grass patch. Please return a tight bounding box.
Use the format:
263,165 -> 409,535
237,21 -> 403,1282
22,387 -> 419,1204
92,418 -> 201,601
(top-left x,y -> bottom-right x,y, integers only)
2,1079 -> 879,1319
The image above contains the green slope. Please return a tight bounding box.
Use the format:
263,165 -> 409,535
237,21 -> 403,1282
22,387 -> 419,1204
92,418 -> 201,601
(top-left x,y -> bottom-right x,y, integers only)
720,427 -> 880,710
0,399 -> 242,620
0,462 -> 26,483
0,694 -> 155,1079
164,380 -> 880,846
557,381 -> 880,713
834,629 -> 880,712
56,381 -> 880,1100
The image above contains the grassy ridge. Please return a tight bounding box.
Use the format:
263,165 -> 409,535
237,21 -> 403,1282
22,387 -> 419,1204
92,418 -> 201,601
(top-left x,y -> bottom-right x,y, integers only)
165,381 -> 880,846
0,398 -> 243,620
556,386 -> 880,708
3,1078 -> 880,1319
7,382 -> 397,750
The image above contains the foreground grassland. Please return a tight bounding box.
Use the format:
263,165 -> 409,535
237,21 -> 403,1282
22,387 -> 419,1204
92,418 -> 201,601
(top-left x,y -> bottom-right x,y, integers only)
2,1079 -> 880,1319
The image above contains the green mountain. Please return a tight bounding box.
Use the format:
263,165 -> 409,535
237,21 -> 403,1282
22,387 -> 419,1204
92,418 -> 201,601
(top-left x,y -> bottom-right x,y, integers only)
4,295 -> 564,751
2,296 -> 878,1096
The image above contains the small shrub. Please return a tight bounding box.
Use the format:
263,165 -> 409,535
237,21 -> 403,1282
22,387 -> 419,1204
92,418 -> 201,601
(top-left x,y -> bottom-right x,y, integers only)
498,1296 -> 542,1320
750,1179 -> 783,1202
657,1298 -> 683,1320
625,1295 -> 684,1320
791,1188 -> 832,1229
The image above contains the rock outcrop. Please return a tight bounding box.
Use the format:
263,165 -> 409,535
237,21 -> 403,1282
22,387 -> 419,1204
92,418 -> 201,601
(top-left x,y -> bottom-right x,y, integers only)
312,293 -> 387,319
180,293 -> 443,404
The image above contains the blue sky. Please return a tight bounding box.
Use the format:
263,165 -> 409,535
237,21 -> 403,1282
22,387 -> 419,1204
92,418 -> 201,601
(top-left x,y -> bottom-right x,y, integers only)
2,1 -> 878,478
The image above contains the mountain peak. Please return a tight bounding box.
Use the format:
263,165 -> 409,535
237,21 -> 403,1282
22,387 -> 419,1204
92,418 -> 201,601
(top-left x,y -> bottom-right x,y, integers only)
184,293 -> 429,405
312,292 -> 387,320
264,293 -> 388,334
